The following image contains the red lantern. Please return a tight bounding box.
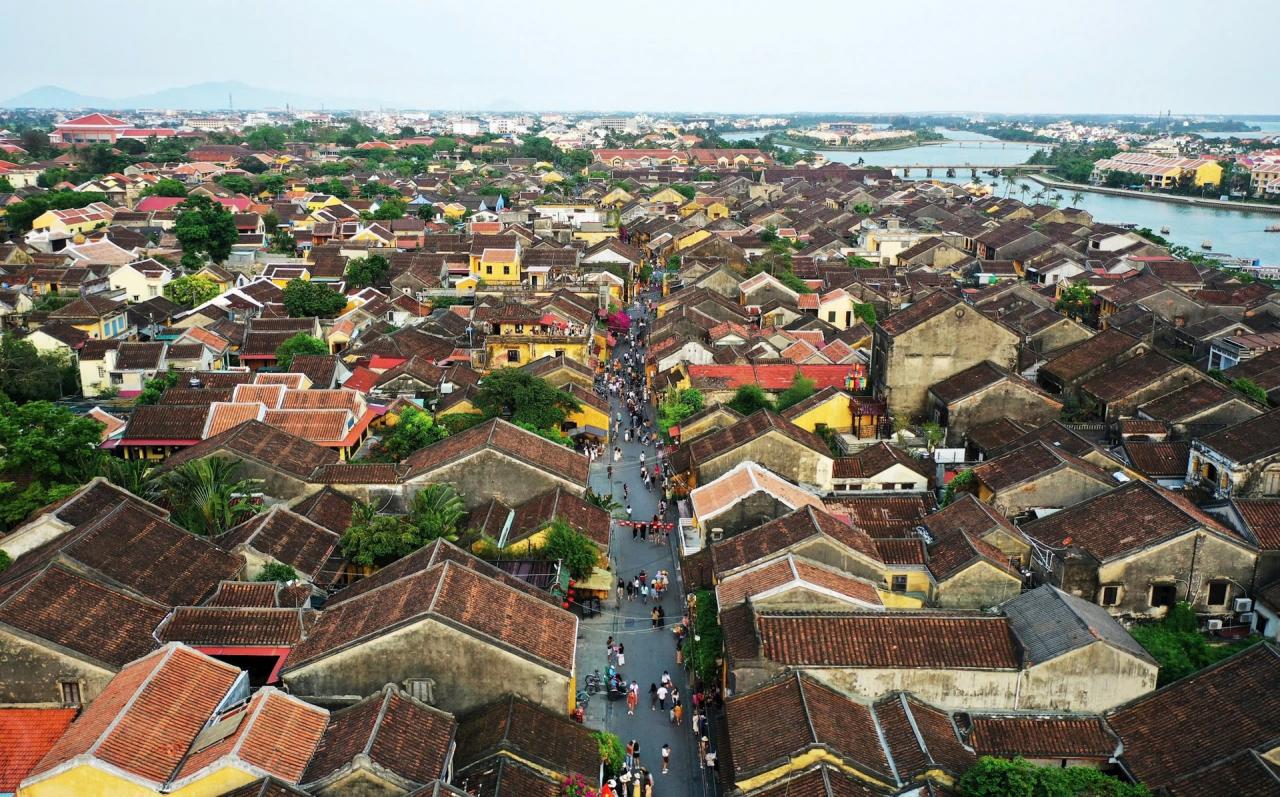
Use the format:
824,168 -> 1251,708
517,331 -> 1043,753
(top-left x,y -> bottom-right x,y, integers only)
562,601 -> 571,609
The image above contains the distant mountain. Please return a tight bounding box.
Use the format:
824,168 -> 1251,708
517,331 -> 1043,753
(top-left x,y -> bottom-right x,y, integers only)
2,81 -> 380,111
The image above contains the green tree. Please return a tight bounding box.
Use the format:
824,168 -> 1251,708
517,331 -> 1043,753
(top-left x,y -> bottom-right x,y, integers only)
686,590 -> 724,683
344,253 -> 391,288
163,275 -> 220,308
542,519 -> 599,580
1055,281 -> 1094,321
584,489 -> 621,515
957,756 -> 1148,797
367,406 -> 448,461
216,174 -> 254,195
155,458 -> 264,536
245,125 -> 287,150
256,562 -> 298,583
147,178 -> 189,198
1129,601 -> 1261,686
370,196 -> 407,220
728,384 -> 774,415
854,303 -> 877,325
515,420 -> 575,448
0,335 -> 75,402
282,279 -> 348,318
473,369 -> 580,431
846,254 -> 876,268
1070,190 -> 1085,206
274,332 -> 328,369
136,368 -> 180,405
657,388 -> 705,437
0,176 -> 14,193
670,184 -> 697,200
408,483 -> 466,542
174,194 -> 238,266
592,731 -> 626,778
438,412 -> 486,435
258,174 -> 286,197
774,373 -> 816,412
1231,377 -> 1269,405
269,229 -> 296,254
0,398 -> 103,483
2,190 -> 108,233
341,501 -> 452,568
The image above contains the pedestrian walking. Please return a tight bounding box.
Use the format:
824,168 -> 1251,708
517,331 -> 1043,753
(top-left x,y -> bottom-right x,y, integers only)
673,701 -> 684,726
651,607 -> 660,629
661,670 -> 672,689
617,643 -> 625,667
626,579 -> 635,600
661,743 -> 671,774
649,682 -> 658,710
632,521 -> 639,540
606,635 -> 615,662
616,579 -> 625,605
639,581 -> 649,604
656,684 -> 669,708
625,740 -> 635,769
626,686 -> 637,715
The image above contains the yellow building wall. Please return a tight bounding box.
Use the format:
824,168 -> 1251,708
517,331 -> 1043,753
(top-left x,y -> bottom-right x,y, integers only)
650,188 -> 686,204
167,766 -> 262,797
881,568 -> 934,606
436,397 -> 480,417
566,403 -> 610,436
675,230 -> 711,251
474,256 -> 521,283
733,748 -> 895,794
1191,161 -> 1223,187
486,341 -> 590,369
20,764 -> 159,797
789,399 -> 852,434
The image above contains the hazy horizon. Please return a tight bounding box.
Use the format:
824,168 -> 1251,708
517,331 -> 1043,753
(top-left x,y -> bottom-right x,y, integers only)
7,0 -> 1280,115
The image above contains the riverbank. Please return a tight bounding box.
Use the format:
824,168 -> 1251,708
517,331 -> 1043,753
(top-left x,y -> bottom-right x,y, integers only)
774,134 -> 943,153
1027,174 -> 1280,216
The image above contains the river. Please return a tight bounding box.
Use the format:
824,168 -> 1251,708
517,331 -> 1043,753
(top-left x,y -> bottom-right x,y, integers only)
767,127 -> 1279,265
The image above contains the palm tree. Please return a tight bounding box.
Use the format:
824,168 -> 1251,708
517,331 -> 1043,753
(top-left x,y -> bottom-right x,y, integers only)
1003,172 -> 1018,197
1018,184 -> 1031,204
157,458 -> 264,536
1033,190 -> 1047,204
99,457 -> 157,499
584,488 -> 622,516
1070,191 -> 1084,207
409,483 -> 466,542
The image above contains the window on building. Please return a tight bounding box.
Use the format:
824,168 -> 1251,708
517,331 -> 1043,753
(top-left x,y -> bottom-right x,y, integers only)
1150,583 -> 1177,608
506,349 -> 520,363
1207,581 -> 1230,606
503,266 -> 511,275
827,311 -> 836,322
1100,585 -> 1120,606
891,575 -> 908,592
486,265 -> 493,275
555,349 -> 565,358
60,680 -> 82,706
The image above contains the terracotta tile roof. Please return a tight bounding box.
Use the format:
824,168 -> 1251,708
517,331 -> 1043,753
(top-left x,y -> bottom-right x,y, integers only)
741,764 -> 882,797
873,692 -> 975,779
726,673 -> 893,782
286,354 -> 340,388
114,341 -> 166,370
401,418 -> 588,485
877,290 -> 958,337
508,486 -> 611,549
262,408 -> 351,443
159,605 -> 308,646
824,495 -> 935,539
1021,480 -> 1245,562
967,714 -> 1116,759
1081,351 -> 1192,404
453,696 -> 599,781
311,462 -> 400,484
1165,749 -> 1280,797
973,440 -> 1112,493
833,442 -> 930,481
326,539 -> 556,607
1137,379 -> 1239,423
172,687 -> 327,785
204,401 -> 267,437
30,644 -> 241,786
874,537 -> 928,565
0,708 -> 78,793
716,555 -> 885,611
690,461 -> 825,526
1122,440 -> 1191,479
290,487 -> 357,533
122,403 -> 210,441
1040,328 -> 1142,385
285,560 -> 576,673
232,383 -> 287,407
1199,408 -> 1280,464
205,580 -> 287,608
302,684 -> 456,788
0,564 -> 167,667
34,476 -> 161,529
711,506 -> 881,576
750,610 -> 1021,670
1107,644 -> 1280,790
682,409 -> 831,472
159,420 -> 339,481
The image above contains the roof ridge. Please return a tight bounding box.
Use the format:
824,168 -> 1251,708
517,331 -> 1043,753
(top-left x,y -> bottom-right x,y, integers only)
869,696 -> 901,786
793,674 -> 820,747
898,693 -> 936,768
365,686 -> 396,758
86,644 -> 180,765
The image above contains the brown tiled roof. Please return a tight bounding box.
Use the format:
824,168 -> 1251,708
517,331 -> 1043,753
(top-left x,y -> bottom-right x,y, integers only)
0,564 -> 166,667
204,401 -> 266,437
752,611 -> 1021,669
158,420 -> 339,480
508,486 -> 611,549
286,354 -> 340,388
159,607 -> 307,646
326,539 -> 556,606
219,506 -> 340,581
1165,749 -> 1280,797
159,387 -> 236,405
1199,408 -> 1280,464
833,442 -> 930,480
1080,351 -> 1190,403
873,693 -> 975,779
303,684 -> 457,787
1040,328 -> 1141,384
1107,644 -> 1280,789
725,673 -> 892,782
874,537 -> 928,565
114,341 -> 165,370
1021,480 -> 1244,562
204,580 -> 285,607
36,477 -> 161,529
682,409 -> 831,470
1122,440 -> 1191,479
825,495 -> 935,539
401,418 -> 588,485
877,290 -> 958,337
30,644 -> 241,785
973,440 -> 1111,493
1233,499 -> 1280,550
290,487 -> 358,533
968,715 -> 1116,759
711,506 -> 882,576
453,696 -> 599,782
311,462 -> 400,484
742,764 -> 881,797
1137,379 -> 1239,422
262,408 -> 351,443
286,560 -> 575,673
716,554 -> 882,609
122,403 -> 209,441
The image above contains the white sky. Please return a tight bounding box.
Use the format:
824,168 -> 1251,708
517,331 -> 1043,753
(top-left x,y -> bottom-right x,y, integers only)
7,0 -> 1279,114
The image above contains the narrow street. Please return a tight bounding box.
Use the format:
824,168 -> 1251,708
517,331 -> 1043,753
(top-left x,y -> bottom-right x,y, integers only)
575,293 -> 713,797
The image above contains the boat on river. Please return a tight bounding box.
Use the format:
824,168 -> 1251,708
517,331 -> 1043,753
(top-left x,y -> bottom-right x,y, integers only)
1266,225 -> 1280,233
1160,226 -> 1170,234
1202,240 -> 1213,250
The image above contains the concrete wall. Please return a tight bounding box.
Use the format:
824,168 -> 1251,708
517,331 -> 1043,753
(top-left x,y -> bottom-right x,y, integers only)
935,562 -> 1022,610
791,539 -> 885,585
1092,531 -> 1258,616
875,307 -> 1019,421
989,470 -> 1114,517
406,450 -> 584,511
940,383 -> 1061,445
711,493 -> 797,539
283,617 -> 571,716
1022,643 -> 1157,713
0,629 -> 117,706
701,433 -> 833,491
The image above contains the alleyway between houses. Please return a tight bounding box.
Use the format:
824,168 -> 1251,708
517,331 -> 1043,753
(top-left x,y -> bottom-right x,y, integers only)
575,293 -> 718,797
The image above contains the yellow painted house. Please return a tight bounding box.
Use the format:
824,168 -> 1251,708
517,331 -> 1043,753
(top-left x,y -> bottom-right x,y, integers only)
474,246 -> 522,283
29,202 -> 115,237
648,187 -> 687,205
781,387 -> 854,434
442,201 -> 469,220
563,383 -> 610,439
674,228 -> 712,252
18,644 -> 328,797
305,193 -> 345,212
680,196 -> 730,220
600,186 -> 634,207
540,169 -> 566,184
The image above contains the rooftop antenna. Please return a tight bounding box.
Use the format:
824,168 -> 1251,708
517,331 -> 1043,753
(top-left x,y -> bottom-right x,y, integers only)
229,92 -> 234,113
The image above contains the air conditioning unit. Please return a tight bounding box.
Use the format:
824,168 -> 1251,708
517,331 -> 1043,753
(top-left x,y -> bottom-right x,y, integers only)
1240,612 -> 1257,627
1206,618 -> 1224,631
710,527 -> 724,542
1234,597 -> 1254,614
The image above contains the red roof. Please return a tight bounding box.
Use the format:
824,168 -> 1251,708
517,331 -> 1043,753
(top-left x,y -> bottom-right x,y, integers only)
688,363 -> 867,391
0,708 -> 77,792
135,196 -> 252,213
58,112 -> 128,128
343,365 -> 378,393
368,355 -> 408,370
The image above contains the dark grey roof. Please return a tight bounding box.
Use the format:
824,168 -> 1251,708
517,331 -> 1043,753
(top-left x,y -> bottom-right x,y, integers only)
1002,585 -> 1155,666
